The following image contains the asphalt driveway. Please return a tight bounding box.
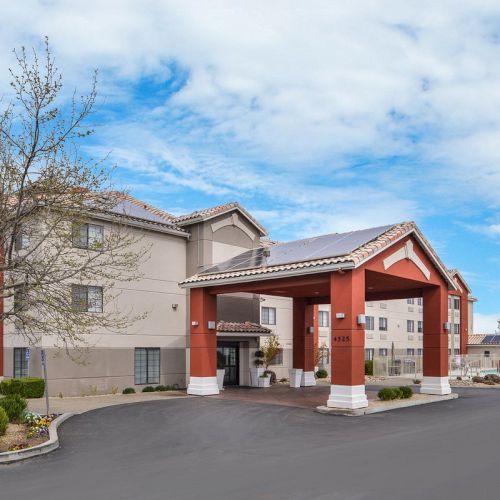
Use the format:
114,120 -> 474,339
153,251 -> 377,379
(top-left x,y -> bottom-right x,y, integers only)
2,387 -> 500,500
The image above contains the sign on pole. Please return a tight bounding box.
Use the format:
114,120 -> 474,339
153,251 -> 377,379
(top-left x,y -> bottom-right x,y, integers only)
40,349 -> 49,416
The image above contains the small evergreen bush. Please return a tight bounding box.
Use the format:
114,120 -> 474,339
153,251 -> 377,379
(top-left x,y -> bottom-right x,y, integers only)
155,385 -> 168,392
0,378 -> 45,398
484,374 -> 500,383
399,386 -> 413,399
0,394 -> 28,422
142,386 -> 155,392
20,378 -> 45,398
315,369 -> 328,379
472,376 -> 484,383
0,407 -> 8,436
122,387 -> 136,394
364,360 -> 374,376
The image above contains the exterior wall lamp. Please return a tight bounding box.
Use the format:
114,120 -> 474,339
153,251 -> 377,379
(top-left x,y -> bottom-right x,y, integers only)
191,321 -> 199,326
307,326 -> 315,334
443,322 -> 451,331
172,303 -> 178,310
208,321 -> 216,330
335,312 -> 345,319
357,314 -> 366,325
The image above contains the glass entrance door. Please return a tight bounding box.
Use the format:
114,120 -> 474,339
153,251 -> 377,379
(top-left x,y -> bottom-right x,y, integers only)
217,342 -> 240,386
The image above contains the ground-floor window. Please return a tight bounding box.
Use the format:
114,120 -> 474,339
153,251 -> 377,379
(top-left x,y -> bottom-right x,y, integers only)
417,348 -> 423,356
379,348 -> 388,357
13,347 -> 29,378
365,348 -> 374,360
406,348 -> 415,356
134,348 -> 160,385
269,348 -> 283,366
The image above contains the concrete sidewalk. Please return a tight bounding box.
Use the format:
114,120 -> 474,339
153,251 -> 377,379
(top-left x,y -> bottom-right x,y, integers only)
28,391 -> 187,414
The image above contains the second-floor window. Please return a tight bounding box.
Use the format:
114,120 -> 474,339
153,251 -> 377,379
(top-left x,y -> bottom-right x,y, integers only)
318,311 -> 329,327
417,297 -> 423,306
418,321 -> 423,333
71,285 -> 103,313
14,285 -> 27,312
379,348 -> 388,357
407,320 -> 415,333
379,317 -> 388,331
407,298 -> 414,304
261,306 -> 276,325
365,316 -> 375,330
15,229 -> 30,250
454,324 -> 460,335
72,222 -> 104,249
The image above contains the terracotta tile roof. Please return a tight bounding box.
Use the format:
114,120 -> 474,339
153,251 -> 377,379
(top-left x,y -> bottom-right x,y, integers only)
468,334 -> 486,345
217,321 -> 272,334
173,202 -> 267,235
182,221 -> 455,287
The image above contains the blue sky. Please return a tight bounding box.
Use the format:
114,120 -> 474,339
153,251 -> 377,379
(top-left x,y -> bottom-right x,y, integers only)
1,1 -> 500,331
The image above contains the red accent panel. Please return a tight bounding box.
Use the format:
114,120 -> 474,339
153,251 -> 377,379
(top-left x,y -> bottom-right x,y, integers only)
292,299 -> 315,371
189,288 -> 217,377
330,269 -> 365,386
422,285 -> 448,377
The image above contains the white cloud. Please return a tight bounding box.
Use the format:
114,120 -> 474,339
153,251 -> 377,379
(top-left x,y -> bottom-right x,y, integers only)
474,313 -> 500,334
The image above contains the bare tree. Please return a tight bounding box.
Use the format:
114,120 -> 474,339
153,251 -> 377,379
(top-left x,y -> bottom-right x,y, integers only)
0,38 -> 149,358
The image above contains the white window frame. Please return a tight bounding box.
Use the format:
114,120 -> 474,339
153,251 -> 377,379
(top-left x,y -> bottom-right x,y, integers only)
72,284 -> 103,313
407,320 -> 415,333
72,222 -> 104,250
261,306 -> 276,325
318,311 -> 329,328
379,317 -> 388,331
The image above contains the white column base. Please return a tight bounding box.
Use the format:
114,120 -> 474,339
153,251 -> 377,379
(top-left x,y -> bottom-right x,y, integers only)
420,376 -> 451,395
187,376 -> 220,396
289,368 -> 303,388
327,384 -> 368,409
301,371 -> 316,387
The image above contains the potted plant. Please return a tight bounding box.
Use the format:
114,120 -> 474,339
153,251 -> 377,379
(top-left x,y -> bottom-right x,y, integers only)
250,350 -> 265,387
260,335 -> 281,387
258,370 -> 271,388
216,351 -> 225,391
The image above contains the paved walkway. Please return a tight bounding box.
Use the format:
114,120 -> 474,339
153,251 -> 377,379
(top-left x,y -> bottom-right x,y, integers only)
28,391 -> 187,414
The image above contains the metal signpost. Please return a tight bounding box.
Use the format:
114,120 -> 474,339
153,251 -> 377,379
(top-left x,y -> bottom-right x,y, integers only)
41,349 -> 49,416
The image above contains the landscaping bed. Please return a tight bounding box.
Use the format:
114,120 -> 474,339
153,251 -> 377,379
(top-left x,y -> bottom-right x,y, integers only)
0,413 -> 59,453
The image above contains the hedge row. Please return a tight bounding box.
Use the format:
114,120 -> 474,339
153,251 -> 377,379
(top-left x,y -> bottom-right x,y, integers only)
0,378 -> 45,398
378,386 -> 413,401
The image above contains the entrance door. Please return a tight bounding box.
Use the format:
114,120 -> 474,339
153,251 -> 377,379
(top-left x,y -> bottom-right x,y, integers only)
217,342 -> 240,386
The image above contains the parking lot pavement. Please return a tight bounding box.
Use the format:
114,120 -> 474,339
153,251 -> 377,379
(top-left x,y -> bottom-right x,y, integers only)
2,386 -> 500,500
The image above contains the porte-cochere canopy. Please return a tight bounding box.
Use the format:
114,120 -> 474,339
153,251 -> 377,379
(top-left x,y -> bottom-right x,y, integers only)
180,222 -> 464,409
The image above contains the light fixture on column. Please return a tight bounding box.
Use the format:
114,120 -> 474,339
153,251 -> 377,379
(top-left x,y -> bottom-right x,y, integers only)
208,321 -> 216,330
191,320 -> 199,326
335,312 -> 345,319
357,314 -> 366,325
307,326 -> 315,334
443,322 -> 451,331
171,303 -> 178,310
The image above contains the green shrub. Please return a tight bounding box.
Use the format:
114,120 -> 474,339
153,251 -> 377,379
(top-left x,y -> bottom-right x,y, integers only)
0,378 -> 45,398
472,376 -> 484,383
399,386 -> 413,399
484,374 -> 500,383
0,407 -> 8,436
155,385 -> 168,392
364,360 -> 374,376
315,369 -> 328,379
142,386 -> 155,392
122,387 -> 136,394
0,395 -> 28,422
378,388 -> 400,401
20,378 -> 45,398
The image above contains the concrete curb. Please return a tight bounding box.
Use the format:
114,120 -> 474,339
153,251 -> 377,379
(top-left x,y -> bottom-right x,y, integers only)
315,393 -> 459,416
0,412 -> 73,464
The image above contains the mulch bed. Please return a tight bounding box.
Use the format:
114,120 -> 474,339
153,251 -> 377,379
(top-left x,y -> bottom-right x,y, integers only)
0,423 -> 48,453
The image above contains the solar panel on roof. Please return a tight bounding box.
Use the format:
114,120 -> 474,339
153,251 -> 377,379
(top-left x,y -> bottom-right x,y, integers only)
483,335 -> 500,345
201,223 -> 395,275
110,200 -> 173,226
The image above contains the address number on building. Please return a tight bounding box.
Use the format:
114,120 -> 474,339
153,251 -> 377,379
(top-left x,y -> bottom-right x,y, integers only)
333,336 -> 351,343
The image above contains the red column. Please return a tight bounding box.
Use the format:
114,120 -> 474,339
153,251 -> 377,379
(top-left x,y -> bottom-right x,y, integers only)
421,285 -> 451,395
313,304 -> 319,354
327,269 -> 367,409
291,298 -> 316,386
460,294 -> 469,355
187,287 -> 219,395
